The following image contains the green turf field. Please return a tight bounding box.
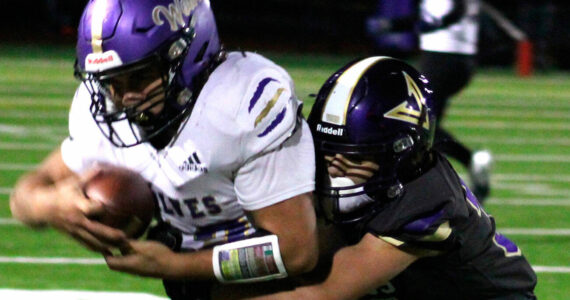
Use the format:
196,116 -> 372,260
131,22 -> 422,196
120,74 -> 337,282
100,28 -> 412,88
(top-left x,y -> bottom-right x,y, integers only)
0,45 -> 569,299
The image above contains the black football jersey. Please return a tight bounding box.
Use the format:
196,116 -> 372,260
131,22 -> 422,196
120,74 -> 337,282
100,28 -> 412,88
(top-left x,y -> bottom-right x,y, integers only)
358,153 -> 537,300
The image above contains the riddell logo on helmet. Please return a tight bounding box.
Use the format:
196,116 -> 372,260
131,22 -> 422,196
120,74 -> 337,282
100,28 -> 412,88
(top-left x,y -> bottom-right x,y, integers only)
85,50 -> 123,72
316,124 -> 344,136
87,55 -> 114,65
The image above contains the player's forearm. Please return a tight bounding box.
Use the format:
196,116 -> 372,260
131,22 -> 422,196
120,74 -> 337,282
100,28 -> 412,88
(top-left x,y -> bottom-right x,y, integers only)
173,249 -> 216,280
10,171 -> 58,227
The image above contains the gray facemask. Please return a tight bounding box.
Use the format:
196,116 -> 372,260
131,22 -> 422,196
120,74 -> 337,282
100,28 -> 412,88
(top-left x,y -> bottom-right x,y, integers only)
329,176 -> 375,213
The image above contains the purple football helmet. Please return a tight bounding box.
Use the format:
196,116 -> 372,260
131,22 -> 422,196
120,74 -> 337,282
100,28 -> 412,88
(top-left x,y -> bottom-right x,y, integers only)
74,0 -> 221,148
308,57 -> 436,223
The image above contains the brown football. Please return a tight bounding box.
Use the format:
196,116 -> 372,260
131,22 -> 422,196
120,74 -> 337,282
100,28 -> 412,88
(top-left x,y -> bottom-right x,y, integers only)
83,164 -> 155,238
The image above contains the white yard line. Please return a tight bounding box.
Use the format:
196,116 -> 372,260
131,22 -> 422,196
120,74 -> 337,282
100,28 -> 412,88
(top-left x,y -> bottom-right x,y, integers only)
448,108 -> 569,119
500,228 -> 570,236
532,266 -> 570,273
486,198 -> 570,206
456,173 -> 570,183
491,174 -> 570,183
0,218 -> 20,225
445,120 -> 570,131
0,187 -> 13,195
0,99 -> 71,107
461,136 -> 570,146
0,111 -> 68,120
0,289 -> 168,300
492,154 -> 570,162
0,255 -> 567,274
0,163 -> 37,171
0,142 -> 56,150
0,124 -> 67,138
0,257 -> 105,265
491,183 -> 570,197
456,97 -> 570,108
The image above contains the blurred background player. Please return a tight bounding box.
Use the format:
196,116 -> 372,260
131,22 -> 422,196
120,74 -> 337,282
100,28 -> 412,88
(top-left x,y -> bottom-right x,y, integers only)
242,57 -> 537,300
366,0 -> 493,202
10,0 -> 318,299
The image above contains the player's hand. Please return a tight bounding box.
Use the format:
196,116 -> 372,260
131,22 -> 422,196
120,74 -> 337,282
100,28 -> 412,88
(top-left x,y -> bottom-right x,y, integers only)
44,168 -> 125,253
104,240 -> 178,278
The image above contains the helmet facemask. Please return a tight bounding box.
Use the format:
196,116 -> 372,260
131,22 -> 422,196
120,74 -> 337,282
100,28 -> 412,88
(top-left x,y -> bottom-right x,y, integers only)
315,133 -> 421,224
76,32 -> 200,149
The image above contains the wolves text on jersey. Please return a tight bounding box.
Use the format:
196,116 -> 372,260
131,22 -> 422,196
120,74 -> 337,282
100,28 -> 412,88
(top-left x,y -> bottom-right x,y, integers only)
155,191 -> 222,220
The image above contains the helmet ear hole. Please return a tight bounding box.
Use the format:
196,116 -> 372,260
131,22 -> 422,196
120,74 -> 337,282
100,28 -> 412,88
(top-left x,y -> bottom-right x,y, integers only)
194,42 -> 209,63
393,135 -> 414,153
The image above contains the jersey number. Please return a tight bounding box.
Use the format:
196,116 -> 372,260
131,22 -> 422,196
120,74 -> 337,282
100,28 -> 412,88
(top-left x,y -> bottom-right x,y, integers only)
462,180 -> 521,257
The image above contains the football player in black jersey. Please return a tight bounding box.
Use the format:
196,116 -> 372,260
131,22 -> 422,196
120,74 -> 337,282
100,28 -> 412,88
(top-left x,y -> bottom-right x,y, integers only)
242,57 -> 537,300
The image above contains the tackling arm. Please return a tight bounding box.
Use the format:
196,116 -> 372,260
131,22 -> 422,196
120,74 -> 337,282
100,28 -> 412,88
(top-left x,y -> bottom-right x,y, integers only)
244,233 -> 420,300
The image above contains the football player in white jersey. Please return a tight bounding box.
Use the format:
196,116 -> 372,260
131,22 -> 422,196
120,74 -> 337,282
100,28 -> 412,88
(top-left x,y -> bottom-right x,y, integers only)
10,0 -> 318,299
367,0 -> 492,202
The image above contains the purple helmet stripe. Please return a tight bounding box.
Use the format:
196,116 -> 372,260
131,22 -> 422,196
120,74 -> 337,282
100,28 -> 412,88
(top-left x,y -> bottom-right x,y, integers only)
257,107 -> 287,138
248,78 -> 278,113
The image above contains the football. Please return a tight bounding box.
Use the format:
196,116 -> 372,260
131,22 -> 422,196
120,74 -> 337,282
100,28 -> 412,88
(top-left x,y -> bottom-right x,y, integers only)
83,164 -> 155,238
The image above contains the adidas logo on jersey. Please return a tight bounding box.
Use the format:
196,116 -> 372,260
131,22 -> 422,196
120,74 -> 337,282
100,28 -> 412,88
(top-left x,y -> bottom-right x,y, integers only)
179,151 -> 208,173
316,124 -> 344,136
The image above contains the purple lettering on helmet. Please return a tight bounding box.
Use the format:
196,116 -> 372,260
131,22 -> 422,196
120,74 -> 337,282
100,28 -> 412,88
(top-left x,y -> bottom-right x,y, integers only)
248,78 -> 278,113
258,108 -> 286,138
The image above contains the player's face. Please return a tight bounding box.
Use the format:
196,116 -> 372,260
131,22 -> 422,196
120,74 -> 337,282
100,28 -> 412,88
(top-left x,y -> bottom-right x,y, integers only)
325,154 -> 379,184
103,65 -> 166,115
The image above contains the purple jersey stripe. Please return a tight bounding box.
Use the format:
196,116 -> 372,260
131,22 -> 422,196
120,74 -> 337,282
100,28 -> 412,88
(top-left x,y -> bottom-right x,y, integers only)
403,208 -> 445,233
248,78 -> 278,113
460,178 -> 483,210
257,107 -> 287,138
495,232 -> 520,253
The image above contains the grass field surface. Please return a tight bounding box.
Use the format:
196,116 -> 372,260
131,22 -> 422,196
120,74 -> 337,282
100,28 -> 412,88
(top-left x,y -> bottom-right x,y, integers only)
0,45 -> 569,299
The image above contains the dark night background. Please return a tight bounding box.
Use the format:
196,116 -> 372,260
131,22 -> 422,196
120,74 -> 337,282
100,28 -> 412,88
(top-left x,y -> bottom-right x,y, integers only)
1,0 -> 570,69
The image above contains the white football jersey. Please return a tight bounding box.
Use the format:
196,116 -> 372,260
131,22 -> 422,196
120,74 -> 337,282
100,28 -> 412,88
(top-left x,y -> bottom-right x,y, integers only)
420,0 -> 479,54
61,51 -> 315,250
